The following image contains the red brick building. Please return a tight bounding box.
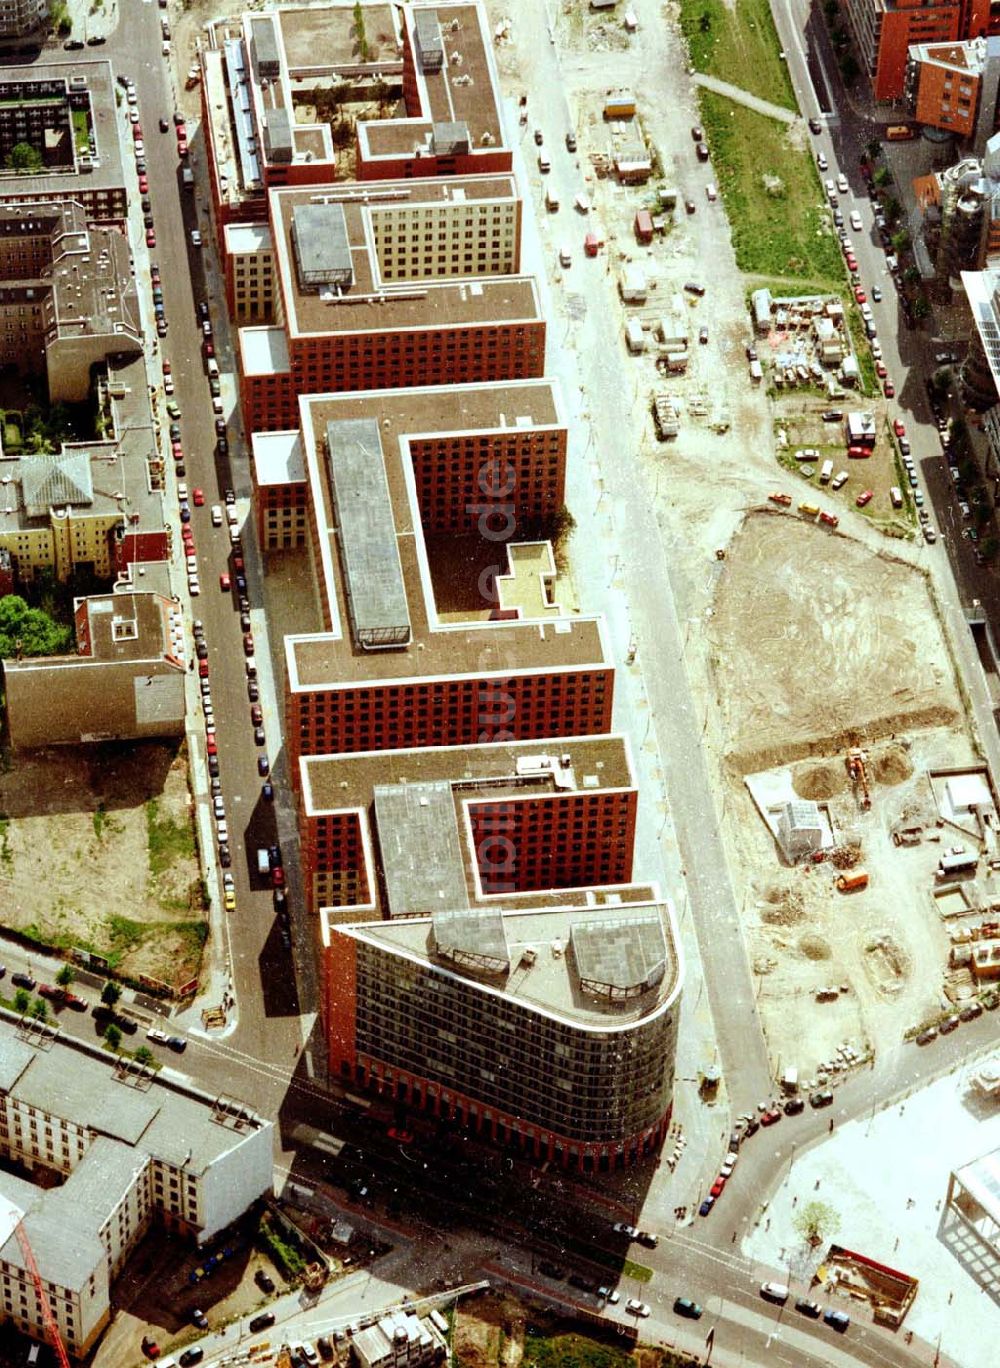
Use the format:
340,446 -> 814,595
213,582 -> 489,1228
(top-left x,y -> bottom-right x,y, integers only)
237,178 -> 540,432
844,0 -> 990,102
298,736 -> 637,916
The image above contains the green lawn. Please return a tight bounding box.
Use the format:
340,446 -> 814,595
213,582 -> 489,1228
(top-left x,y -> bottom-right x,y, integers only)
679,0 -> 796,109
699,93 -> 842,282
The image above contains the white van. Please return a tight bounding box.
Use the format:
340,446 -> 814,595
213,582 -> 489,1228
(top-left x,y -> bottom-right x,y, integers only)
760,1282 -> 789,1305
890,485 -> 903,508
819,459 -> 833,484
559,245 -> 571,268
705,183 -> 717,201
538,153 -> 551,174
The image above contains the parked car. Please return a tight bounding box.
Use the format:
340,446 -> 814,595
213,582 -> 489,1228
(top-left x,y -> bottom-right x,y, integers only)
625,1299 -> 651,1318
673,1298 -> 703,1320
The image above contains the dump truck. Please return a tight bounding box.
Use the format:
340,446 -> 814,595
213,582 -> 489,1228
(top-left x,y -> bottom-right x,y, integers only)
836,871 -> 869,892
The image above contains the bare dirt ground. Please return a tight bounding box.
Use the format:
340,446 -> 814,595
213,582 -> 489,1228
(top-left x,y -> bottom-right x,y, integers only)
0,743 -> 206,989
708,512 -> 961,774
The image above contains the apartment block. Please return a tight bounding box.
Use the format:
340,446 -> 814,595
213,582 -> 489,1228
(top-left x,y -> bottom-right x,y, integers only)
0,0 -> 47,37
843,0 -> 991,101
3,591 -> 186,749
299,735 -> 637,916
282,381 -> 609,775
325,891 -> 682,1171
0,199 -> 141,401
0,62 -> 127,222
200,2 -> 509,229
0,1023 -> 272,1356
906,36 -> 998,137
238,177 -> 538,431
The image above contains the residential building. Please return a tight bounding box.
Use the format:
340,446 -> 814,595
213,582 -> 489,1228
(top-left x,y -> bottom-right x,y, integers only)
0,1022 -> 272,1356
299,734 -> 638,916
282,383 -> 610,775
905,36 -> 997,139
200,1 -> 510,229
0,199 -> 141,401
0,62 -> 127,222
0,0 -> 48,40
324,891 -> 682,1171
843,0 -> 991,103
2,591 -> 186,749
237,177 -> 538,431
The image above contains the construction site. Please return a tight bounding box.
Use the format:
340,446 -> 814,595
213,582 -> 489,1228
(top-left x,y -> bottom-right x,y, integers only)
703,511 -> 997,1079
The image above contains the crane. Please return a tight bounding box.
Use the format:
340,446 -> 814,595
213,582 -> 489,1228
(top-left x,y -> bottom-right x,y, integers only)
1,1199 -> 70,1368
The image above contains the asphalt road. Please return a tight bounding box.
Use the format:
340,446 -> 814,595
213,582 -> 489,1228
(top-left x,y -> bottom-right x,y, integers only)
100,2 -> 303,1109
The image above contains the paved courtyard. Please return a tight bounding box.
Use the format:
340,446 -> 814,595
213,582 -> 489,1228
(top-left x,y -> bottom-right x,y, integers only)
743,1052 -> 1000,1367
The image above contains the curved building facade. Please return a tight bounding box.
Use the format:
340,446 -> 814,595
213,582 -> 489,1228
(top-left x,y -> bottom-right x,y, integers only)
324,897 -> 682,1171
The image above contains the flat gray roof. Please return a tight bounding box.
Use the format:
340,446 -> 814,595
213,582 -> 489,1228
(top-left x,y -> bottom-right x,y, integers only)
292,202 -> 352,289
571,913 -> 668,999
432,907 -> 509,972
326,418 -> 411,650
373,781 -> 469,918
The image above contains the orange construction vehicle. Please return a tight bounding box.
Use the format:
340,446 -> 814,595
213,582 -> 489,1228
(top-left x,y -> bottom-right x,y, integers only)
846,748 -> 871,810
836,871 -> 869,893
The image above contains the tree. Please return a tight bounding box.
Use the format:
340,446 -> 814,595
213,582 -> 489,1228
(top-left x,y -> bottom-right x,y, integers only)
56,964 -> 75,989
794,1199 -> 841,1247
7,142 -> 43,173
865,138 -> 882,160
912,296 -> 930,320
873,166 -> 891,188
13,988 -> 30,1013
101,980 -> 121,1008
29,998 -> 47,1022
104,1022 -> 122,1051
0,595 -> 72,659
134,1045 -> 154,1066
891,229 -> 911,252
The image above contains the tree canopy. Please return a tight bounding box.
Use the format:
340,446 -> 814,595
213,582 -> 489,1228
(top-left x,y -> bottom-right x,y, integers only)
7,142 -> 43,172
0,595 -> 72,658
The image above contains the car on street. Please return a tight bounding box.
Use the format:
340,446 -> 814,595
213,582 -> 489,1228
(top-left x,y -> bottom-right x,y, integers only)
883,380 -> 895,397
180,1351 -> 204,1368
810,1089 -> 834,1108
598,1286 -> 620,1303
219,573 -> 231,591
612,1223 -> 638,1238
690,125 -> 703,141
636,1230 -> 658,1248
808,117 -> 822,134
760,1282 -> 790,1305
293,1344 -> 318,1366
147,1028 -> 168,1045
940,1014 -> 960,1034
254,727 -> 267,747
784,1096 -> 805,1115
138,174 -> 148,193
875,361 -> 887,378
145,227 -> 156,247
821,410 -> 843,422
849,210 -> 863,231
262,781 -> 274,802
625,1300 -> 651,1318
960,1001 -> 984,1021
698,1196 -> 715,1216
915,1025 -> 938,1045
893,418 -> 906,437
673,1298 -> 703,1320
710,1177 -> 726,1198
191,1309 -> 208,1329
837,173 -> 849,193
872,285 -> 882,301
824,1309 -> 850,1332
250,1312 -> 276,1333
816,151 -> 827,171
854,287 -> 866,303
760,1107 -> 782,1126
191,229 -> 202,247
795,1298 -> 823,1319
845,252 -> 857,271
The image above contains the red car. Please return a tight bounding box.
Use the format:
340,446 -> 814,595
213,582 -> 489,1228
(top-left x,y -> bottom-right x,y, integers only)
175,120 -> 186,140
893,418 -> 906,437
847,445 -> 871,459
272,865 -> 285,888
132,123 -> 143,141
206,736 -> 218,756
845,253 -> 857,271
854,287 -> 866,303
192,488 -> 204,506
760,1108 -> 783,1127
138,174 -> 149,193
709,1177 -> 726,1199
146,228 -> 156,247
883,380 -> 895,397
162,358 -> 171,377
387,1127 -> 415,1144
198,660 -> 209,678
856,489 -> 874,507
177,139 -> 188,158
219,573 -> 231,592
203,338 -> 215,358
875,361 -> 887,378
